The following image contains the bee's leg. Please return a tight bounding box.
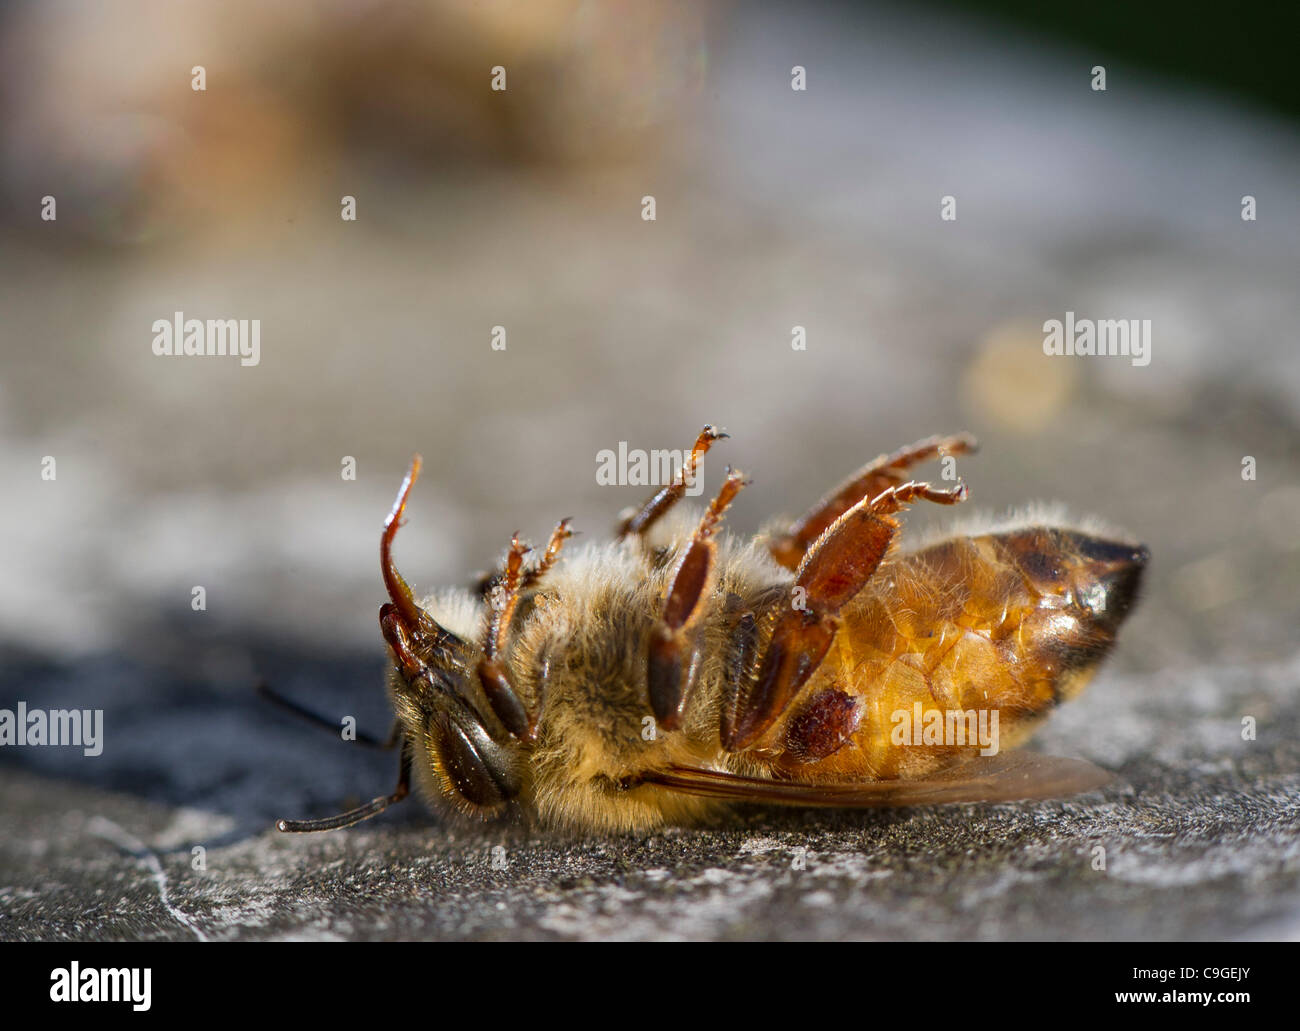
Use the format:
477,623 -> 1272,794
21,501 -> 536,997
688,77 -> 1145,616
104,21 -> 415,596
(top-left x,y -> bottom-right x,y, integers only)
476,520 -> 575,741
473,535 -> 536,740
724,479 -> 968,751
481,534 -> 531,658
472,518 -> 576,740
276,737 -> 413,833
520,518 -> 575,591
616,425 -> 728,545
768,432 -> 977,569
474,518 -> 575,599
647,468 -> 749,730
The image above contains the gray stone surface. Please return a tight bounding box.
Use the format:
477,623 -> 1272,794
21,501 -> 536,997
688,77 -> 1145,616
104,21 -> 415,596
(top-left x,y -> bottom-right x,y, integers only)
2,2 -> 1299,940
3,648 -> 1300,941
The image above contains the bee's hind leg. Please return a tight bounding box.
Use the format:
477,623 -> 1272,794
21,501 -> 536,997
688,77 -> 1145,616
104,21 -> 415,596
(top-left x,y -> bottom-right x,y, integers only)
767,432 -> 976,570
724,478 -> 969,751
646,468 -> 749,730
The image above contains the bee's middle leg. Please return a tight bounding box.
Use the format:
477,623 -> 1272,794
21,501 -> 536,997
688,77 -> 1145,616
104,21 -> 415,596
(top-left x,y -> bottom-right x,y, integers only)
616,424 -> 728,547
646,468 -> 748,730
724,478 -> 968,751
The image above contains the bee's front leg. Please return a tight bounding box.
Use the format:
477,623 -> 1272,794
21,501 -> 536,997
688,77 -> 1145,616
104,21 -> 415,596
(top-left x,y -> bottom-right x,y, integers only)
476,520 -> 576,741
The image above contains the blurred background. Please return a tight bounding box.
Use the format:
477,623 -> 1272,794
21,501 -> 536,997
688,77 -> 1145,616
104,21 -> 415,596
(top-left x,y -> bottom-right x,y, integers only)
2,0 -> 1299,940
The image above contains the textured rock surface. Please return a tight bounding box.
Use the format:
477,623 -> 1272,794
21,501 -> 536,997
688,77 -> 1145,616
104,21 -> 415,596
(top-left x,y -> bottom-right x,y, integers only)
3,647 -> 1300,941
2,2 -> 1298,940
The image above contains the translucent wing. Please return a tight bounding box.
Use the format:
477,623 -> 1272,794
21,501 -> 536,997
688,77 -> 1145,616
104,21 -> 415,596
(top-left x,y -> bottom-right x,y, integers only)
641,752 -> 1112,807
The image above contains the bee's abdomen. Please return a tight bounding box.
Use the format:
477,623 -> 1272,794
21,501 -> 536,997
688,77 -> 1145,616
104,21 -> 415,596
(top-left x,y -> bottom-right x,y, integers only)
772,528 -> 1145,781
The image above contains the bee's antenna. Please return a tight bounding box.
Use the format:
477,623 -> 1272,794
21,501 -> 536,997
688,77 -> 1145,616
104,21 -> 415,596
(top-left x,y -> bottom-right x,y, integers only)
276,739 -> 412,833
256,681 -> 401,749
381,455 -> 466,649
382,454 -> 426,630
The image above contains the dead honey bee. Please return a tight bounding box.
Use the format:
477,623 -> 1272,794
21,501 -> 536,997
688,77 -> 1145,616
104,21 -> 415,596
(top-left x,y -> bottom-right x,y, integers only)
272,428 -> 1147,834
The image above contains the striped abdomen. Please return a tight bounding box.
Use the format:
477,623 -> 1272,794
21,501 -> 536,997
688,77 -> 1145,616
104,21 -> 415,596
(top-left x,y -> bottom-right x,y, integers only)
764,526 -> 1148,781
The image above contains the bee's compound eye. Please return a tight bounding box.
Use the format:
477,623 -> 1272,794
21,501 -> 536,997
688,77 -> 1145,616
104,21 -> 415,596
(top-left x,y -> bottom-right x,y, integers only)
428,711 -> 519,809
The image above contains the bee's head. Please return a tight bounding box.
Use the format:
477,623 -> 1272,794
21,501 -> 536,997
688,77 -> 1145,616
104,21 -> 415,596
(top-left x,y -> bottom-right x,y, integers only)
380,457 -> 527,818
383,628 -> 527,818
